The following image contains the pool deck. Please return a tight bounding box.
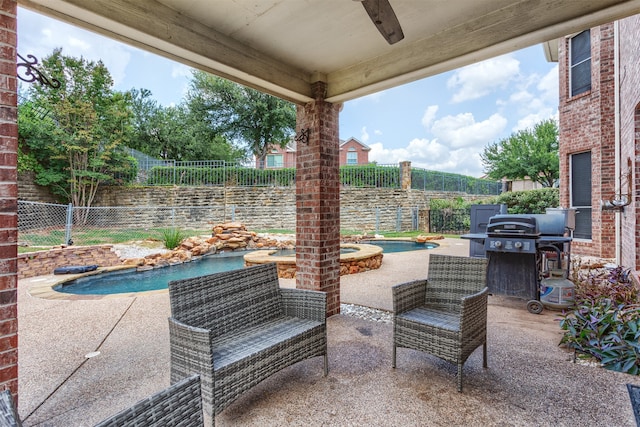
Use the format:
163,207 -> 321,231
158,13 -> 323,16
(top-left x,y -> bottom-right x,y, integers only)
17,238 -> 640,426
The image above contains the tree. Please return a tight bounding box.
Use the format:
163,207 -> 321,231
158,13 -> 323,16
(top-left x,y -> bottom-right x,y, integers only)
481,119 -> 559,188
127,89 -> 243,161
186,71 -> 296,166
18,48 -> 136,214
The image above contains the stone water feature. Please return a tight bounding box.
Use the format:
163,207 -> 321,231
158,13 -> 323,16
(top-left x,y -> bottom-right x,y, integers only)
121,222 -> 384,277
244,244 -> 384,279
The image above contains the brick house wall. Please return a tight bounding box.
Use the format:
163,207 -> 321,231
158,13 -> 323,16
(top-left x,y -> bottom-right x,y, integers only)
260,143 -> 296,168
0,0 -> 18,401
618,15 -> 640,271
262,136 -> 370,169
558,23 -> 616,259
558,15 -> 640,271
339,137 -> 370,166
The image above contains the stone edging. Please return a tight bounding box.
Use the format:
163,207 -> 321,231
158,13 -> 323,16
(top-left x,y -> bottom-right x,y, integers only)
243,243 -> 384,279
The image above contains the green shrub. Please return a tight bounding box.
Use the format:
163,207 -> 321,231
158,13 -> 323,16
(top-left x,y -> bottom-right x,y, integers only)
484,188 -> 559,213
559,300 -> 640,374
570,264 -> 636,305
162,228 -> 185,250
559,264 -> 640,374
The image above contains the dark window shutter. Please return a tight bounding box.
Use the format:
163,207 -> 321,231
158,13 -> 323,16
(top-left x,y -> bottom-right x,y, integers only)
571,151 -> 592,239
570,30 -> 591,97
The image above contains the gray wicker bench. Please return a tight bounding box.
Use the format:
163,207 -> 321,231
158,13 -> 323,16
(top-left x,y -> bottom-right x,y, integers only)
168,263 -> 328,423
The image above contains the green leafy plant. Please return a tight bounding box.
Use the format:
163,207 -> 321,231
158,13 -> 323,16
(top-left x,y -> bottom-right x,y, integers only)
484,188 -> 559,214
162,228 -> 185,250
559,300 -> 640,374
559,264 -> 640,374
571,264 -> 636,305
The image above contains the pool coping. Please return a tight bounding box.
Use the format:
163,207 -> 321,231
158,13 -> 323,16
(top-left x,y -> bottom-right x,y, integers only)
24,238 -> 445,301
25,265 -> 169,301
242,243 -> 384,264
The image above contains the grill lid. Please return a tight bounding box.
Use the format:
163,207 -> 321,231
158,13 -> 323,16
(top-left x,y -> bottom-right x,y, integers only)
486,214 -> 540,237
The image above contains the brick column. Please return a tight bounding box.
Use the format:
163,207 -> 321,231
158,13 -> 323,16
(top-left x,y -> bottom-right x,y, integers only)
0,0 -> 18,400
296,81 -> 341,317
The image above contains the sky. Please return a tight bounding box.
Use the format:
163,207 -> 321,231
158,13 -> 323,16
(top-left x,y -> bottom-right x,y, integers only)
17,7 -> 559,178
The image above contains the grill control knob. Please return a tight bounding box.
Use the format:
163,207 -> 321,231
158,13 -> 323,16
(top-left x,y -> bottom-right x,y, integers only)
514,241 -> 523,249
494,240 -> 502,248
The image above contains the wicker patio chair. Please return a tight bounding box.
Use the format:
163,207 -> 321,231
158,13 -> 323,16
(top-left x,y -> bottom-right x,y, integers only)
0,389 -> 21,427
392,254 -> 489,391
168,263 -> 327,423
94,374 -> 203,427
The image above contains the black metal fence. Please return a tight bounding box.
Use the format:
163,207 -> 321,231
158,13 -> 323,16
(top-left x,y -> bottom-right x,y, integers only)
121,151 -> 502,195
428,208 -> 471,234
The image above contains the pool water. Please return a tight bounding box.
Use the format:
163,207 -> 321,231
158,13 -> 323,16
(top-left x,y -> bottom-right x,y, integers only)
56,240 -> 438,295
361,240 -> 438,253
55,252 -> 248,295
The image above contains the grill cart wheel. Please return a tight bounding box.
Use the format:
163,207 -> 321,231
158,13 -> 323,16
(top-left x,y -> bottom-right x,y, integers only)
527,300 -> 544,314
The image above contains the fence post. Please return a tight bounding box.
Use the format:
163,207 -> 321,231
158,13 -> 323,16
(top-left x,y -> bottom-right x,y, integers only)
65,203 -> 73,245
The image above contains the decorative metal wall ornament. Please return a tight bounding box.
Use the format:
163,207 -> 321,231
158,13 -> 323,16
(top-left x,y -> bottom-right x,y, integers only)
295,128 -> 310,144
17,53 -> 61,88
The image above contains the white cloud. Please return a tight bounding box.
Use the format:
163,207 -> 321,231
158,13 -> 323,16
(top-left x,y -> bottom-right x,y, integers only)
67,37 -> 91,51
421,105 -> 439,129
538,64 -> 559,104
447,55 -> 520,103
512,109 -> 557,132
18,8 -> 132,86
360,126 -> 370,143
369,138 -> 485,177
172,64 -> 192,79
431,112 -> 507,149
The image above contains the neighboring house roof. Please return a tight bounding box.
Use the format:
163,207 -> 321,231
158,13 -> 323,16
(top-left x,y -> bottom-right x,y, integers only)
340,137 -> 371,151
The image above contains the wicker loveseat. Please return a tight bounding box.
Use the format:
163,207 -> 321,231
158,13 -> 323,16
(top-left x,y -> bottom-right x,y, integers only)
168,263 -> 328,422
392,254 -> 489,391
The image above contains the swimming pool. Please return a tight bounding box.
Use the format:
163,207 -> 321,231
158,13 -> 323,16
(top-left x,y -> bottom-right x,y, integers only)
55,252 -> 248,295
360,240 -> 438,253
55,240 -> 438,295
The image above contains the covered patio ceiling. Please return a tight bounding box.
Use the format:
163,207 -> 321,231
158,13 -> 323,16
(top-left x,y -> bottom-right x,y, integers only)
18,0 -> 640,104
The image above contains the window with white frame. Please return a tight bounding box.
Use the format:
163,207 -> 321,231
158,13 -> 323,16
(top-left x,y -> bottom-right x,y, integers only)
570,151 -> 592,239
347,148 -> 357,165
266,154 -> 284,168
570,30 -> 591,97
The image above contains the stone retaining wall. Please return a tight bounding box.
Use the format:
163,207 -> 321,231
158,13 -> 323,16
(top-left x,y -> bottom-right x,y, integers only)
18,171 -> 58,203
18,246 -> 121,279
90,186 -> 487,232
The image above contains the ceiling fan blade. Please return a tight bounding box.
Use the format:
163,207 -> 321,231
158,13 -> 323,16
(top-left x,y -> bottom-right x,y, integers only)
361,0 -> 404,45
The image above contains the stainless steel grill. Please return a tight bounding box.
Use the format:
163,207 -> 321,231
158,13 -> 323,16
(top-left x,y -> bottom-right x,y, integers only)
463,212 -> 573,314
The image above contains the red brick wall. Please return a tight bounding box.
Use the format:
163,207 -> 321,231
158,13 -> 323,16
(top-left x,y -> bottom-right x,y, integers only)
558,24 -> 616,259
0,0 -> 18,400
260,145 -> 296,169
339,138 -> 369,165
618,15 -> 640,270
295,82 -> 341,316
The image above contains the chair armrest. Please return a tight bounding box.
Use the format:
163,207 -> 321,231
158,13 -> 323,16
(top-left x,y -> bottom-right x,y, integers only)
168,317 -> 214,382
459,287 -> 489,333
392,279 -> 427,314
280,288 -> 327,322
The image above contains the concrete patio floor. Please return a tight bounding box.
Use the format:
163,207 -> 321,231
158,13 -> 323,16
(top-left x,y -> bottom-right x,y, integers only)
17,238 -> 640,426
